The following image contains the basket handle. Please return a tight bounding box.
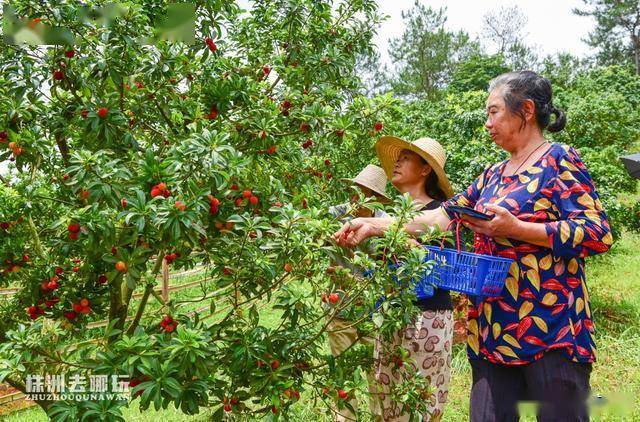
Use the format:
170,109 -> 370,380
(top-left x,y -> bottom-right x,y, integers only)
442,217 -> 463,253
473,232 -> 496,256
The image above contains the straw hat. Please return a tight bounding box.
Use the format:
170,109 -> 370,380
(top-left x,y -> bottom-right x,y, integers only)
341,164 -> 390,201
375,136 -> 454,199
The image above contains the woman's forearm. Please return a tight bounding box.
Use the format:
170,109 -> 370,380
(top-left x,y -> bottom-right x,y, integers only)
404,208 -> 451,236
510,220 -> 552,248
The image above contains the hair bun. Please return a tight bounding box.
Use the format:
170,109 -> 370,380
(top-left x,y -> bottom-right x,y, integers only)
547,106 -> 566,133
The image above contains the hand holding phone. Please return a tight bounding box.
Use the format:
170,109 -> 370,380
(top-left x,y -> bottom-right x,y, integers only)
447,205 -> 495,221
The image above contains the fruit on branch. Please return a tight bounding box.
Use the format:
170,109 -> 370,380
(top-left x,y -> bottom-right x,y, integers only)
64,50 -> 75,58
160,314 -> 178,332
328,293 -> 339,304
205,37 -> 217,52
115,261 -> 128,273
97,107 -> 109,118
53,70 -> 64,81
374,121 -> 383,132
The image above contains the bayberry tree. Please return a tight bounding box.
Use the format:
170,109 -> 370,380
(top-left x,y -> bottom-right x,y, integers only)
0,1 -> 435,420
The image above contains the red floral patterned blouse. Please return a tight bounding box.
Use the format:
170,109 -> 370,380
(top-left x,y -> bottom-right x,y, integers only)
444,143 -> 613,365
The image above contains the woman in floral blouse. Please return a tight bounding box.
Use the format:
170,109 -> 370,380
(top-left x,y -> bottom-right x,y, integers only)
333,70 -> 612,421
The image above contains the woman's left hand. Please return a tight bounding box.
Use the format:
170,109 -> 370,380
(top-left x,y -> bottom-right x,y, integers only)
461,203 -> 522,238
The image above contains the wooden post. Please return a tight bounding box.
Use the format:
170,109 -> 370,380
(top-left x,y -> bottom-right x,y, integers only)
162,258 -> 169,303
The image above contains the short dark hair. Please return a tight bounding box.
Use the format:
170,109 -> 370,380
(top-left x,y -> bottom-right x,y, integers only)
489,70 -> 566,133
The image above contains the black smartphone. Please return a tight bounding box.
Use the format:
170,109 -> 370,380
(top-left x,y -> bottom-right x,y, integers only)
447,205 -> 495,221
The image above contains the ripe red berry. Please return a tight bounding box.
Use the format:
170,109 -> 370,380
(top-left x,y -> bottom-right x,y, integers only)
249,195 -> 259,206
267,145 -> 277,155
335,129 -> 344,137
321,293 -> 327,303
271,406 -> 278,414
235,198 -> 243,207
328,293 -> 339,304
174,201 -> 186,211
73,266 -> 79,273
0,131 -> 7,140
80,298 -> 89,307
64,311 -> 77,320
68,223 -> 80,233
205,37 -> 217,52
98,274 -> 108,284
230,184 -> 238,191
299,122 -> 310,133
97,107 -> 108,118
72,303 -> 83,313
374,121 -> 383,131
69,232 -> 79,241
271,360 -> 280,370
338,389 -> 348,399
241,190 -> 251,199
55,267 -> 64,275
53,70 -> 64,81
262,66 -> 271,75
223,404 -> 232,412
65,50 -> 75,58
115,261 -> 128,273
284,263 -> 292,273
80,110 -> 88,119
121,198 -> 127,208
150,187 -> 162,198
222,267 -> 232,276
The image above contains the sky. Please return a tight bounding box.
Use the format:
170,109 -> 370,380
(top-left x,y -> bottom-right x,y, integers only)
374,0 -> 596,67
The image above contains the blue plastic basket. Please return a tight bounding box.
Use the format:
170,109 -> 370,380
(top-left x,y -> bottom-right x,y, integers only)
418,245 -> 513,297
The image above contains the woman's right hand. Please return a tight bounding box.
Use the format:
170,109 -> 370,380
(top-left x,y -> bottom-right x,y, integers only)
333,218 -> 384,247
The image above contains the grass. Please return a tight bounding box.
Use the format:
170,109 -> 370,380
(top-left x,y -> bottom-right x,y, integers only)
6,231 -> 640,421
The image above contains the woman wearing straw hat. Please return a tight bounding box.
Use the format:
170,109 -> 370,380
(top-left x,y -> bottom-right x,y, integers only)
326,164 -> 389,421
333,71 -> 613,421
372,136 -> 455,421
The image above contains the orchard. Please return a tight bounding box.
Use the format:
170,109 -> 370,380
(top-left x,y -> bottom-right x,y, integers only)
2,0 -> 640,421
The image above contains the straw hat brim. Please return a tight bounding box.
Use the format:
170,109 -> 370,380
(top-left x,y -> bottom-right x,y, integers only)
375,136 -> 454,199
339,178 -> 391,202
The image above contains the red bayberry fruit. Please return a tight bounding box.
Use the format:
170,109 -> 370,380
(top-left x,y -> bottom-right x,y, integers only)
65,50 -> 75,58
150,187 -> 162,198
267,145 -> 277,155
321,293 -> 328,303
242,190 -> 252,199
249,195 -> 259,206
69,232 -> 79,241
284,263 -> 292,273
73,266 -> 79,273
97,107 -> 108,118
22,254 -> 29,262
72,303 -> 83,313
262,66 -> 271,75
68,223 -> 80,233
235,198 -> 243,207
338,389 -> 348,399
115,261 -> 128,273
205,37 -> 217,52
98,274 -> 108,284
299,122 -> 310,132
328,293 -> 339,304
230,184 -> 238,190
174,201 -> 186,211
55,267 -> 64,275
121,198 -> 127,208
222,267 -> 232,276
53,70 -> 64,81
80,298 -> 89,307
271,360 -> 280,370
335,129 -> 344,137
0,131 -> 7,140
374,121 -> 383,131
223,404 -> 232,412
64,311 -> 77,320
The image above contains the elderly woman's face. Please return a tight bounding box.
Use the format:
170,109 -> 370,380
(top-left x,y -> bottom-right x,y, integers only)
392,149 -> 430,189
485,88 -> 523,148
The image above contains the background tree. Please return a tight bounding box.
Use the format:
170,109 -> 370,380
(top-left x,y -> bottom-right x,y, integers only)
481,5 -> 538,70
386,1 -> 477,98
574,0 -> 640,74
